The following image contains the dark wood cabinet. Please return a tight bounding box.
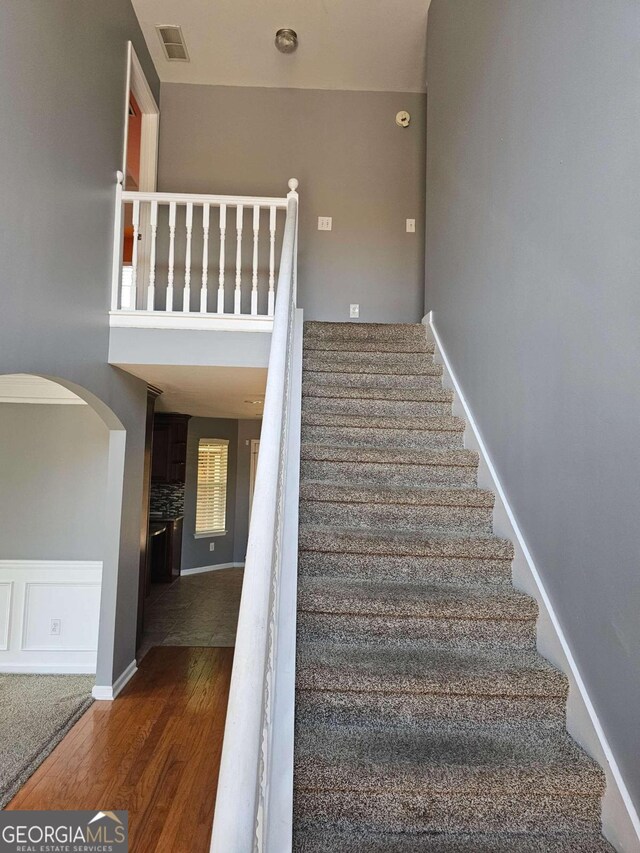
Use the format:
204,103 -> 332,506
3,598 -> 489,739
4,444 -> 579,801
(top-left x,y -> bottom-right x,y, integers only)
151,414 -> 190,484
149,517 -> 183,584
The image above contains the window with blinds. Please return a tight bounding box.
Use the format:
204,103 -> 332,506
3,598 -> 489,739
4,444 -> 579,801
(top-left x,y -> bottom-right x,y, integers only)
195,438 -> 229,535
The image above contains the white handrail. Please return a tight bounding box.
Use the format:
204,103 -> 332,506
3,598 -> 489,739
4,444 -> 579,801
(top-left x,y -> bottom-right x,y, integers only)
121,189 -> 288,207
210,178 -> 300,853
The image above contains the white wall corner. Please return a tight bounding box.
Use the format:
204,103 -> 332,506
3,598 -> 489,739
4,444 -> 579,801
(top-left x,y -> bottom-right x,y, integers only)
92,658 -> 137,701
426,312 -> 640,853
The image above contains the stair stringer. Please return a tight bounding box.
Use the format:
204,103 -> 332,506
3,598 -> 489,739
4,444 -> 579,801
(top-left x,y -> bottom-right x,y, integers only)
424,311 -> 640,853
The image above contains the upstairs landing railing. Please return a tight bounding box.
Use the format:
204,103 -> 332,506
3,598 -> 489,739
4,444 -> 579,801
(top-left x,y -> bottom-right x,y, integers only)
110,174 -> 293,329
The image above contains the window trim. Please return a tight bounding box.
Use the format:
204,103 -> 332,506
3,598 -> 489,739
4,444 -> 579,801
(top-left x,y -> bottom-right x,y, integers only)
193,530 -> 227,540
195,437 -> 229,538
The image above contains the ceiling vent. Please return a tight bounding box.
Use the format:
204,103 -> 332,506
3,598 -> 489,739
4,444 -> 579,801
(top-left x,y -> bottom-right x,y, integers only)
156,25 -> 189,62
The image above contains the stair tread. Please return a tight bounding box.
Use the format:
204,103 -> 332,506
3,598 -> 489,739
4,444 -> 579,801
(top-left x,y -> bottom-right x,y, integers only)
300,482 -> 494,508
299,525 -> 514,559
298,576 -> 537,620
302,385 -> 454,401
300,444 -> 477,466
293,829 -> 614,852
303,353 -> 440,376
298,552 -> 515,587
304,321 -> 426,336
296,689 -> 568,726
304,338 -> 434,353
302,412 -> 465,431
294,719 -> 604,793
303,370 -> 444,389
297,641 -> 568,698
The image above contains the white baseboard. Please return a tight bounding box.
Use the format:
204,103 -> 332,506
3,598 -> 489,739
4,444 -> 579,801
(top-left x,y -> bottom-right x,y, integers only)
424,311 -> 640,853
180,562 -> 244,576
92,659 -> 137,701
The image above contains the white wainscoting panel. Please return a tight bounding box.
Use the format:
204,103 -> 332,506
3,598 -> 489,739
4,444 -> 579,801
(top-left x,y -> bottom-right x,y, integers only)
0,561 -> 102,673
0,582 -> 12,650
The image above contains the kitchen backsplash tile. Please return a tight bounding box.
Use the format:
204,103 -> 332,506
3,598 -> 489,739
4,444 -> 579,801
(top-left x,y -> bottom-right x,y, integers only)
150,482 -> 185,518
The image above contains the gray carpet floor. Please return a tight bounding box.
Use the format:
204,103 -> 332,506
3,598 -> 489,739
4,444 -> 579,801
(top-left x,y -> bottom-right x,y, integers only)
0,673 -> 94,807
293,321 -> 612,851
138,567 -> 244,659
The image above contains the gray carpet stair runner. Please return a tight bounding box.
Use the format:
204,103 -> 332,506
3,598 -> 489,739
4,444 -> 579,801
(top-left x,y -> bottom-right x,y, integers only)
293,321 -> 612,852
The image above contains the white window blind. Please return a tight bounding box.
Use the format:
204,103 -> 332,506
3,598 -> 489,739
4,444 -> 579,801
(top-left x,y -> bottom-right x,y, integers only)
195,438 -> 229,535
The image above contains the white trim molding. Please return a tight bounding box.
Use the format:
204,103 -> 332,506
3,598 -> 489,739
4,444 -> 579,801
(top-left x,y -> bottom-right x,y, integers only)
0,560 -> 102,674
180,562 -> 244,577
424,311 -> 640,853
122,43 -> 159,194
92,659 -> 138,701
109,311 -> 273,333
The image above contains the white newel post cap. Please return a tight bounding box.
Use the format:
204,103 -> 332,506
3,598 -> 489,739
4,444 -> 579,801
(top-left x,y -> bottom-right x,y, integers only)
288,178 -> 299,195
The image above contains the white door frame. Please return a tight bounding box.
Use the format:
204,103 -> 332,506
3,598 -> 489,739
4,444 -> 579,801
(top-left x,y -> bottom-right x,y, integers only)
121,42 -> 159,192
121,44 -> 159,308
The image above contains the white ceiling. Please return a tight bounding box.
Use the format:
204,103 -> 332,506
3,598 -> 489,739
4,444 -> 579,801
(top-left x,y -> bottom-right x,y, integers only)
0,375 -> 86,405
123,364 -> 267,419
132,0 -> 431,92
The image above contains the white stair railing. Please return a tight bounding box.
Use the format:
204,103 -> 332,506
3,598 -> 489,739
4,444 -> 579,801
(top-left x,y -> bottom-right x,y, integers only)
210,179 -> 303,853
110,173 -> 290,323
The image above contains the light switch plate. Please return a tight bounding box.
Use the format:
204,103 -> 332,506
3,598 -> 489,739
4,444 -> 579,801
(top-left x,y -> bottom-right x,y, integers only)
350,304 -> 360,319
406,219 -> 416,233
318,216 -> 332,231
209,542 -> 215,552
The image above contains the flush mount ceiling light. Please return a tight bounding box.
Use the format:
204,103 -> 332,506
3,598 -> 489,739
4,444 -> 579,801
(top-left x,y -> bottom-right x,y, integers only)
275,28 -> 298,54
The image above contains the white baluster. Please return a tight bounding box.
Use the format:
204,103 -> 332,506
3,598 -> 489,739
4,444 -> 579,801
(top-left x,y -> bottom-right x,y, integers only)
217,204 -> 226,314
111,171 -> 124,311
183,202 -> 193,312
146,201 -> 158,311
130,199 -> 140,310
268,205 -> 276,316
167,201 -> 176,311
235,205 -> 243,314
201,203 -> 210,313
251,205 -> 260,315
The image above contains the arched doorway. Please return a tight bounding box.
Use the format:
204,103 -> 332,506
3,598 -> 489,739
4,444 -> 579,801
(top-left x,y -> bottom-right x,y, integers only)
0,374 -> 126,686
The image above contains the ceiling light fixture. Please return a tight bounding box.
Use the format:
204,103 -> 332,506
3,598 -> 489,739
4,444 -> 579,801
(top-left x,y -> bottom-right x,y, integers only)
275,28 -> 298,54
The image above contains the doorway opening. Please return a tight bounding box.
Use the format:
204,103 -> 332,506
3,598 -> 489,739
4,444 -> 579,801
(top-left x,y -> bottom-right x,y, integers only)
0,374 -> 127,805
121,43 -> 159,310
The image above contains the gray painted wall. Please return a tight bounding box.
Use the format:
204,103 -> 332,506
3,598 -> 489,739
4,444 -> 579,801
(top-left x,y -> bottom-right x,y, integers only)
181,417 -> 262,570
0,405 -> 108,561
158,84 -> 426,323
0,2 -> 159,682
234,420 -> 263,564
426,0 -> 640,805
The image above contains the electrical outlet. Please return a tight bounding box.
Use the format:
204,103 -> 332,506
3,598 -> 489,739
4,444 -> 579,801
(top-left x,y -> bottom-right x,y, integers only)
350,304 -> 360,319
50,619 -> 61,636
406,218 -> 416,233
209,542 -> 215,552
318,216 -> 332,231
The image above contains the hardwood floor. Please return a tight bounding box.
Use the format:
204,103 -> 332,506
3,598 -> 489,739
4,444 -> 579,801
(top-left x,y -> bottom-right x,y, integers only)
7,647 -> 233,853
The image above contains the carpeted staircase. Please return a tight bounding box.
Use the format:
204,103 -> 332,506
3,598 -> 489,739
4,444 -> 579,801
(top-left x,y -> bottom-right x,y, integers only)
293,321 -> 612,852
